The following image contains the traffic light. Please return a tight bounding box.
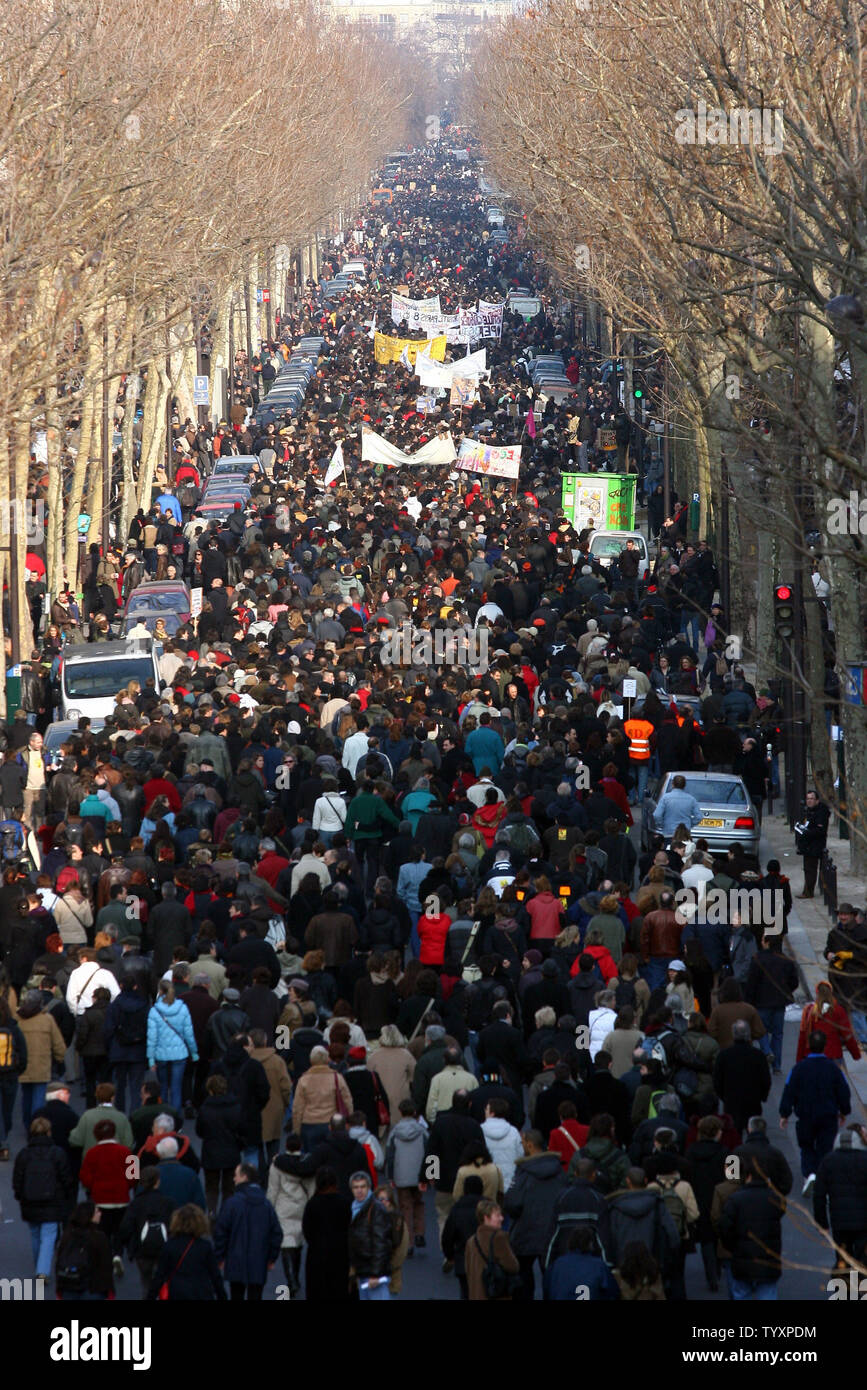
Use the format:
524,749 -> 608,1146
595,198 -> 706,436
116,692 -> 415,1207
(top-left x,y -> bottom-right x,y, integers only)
774,583 -> 795,639
633,380 -> 645,401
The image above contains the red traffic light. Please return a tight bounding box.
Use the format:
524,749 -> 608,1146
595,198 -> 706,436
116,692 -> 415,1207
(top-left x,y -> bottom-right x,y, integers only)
775,585 -> 792,601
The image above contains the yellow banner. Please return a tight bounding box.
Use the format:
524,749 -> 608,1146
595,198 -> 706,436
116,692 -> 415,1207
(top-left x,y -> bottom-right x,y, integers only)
373,332 -> 447,365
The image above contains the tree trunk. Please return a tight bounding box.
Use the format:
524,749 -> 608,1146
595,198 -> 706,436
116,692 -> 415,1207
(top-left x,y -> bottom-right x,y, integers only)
45,382 -> 64,601
64,311 -> 101,583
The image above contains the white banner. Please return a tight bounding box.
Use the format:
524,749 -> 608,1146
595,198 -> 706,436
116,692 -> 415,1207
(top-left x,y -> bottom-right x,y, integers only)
391,293 -> 441,329
458,304 -> 503,341
456,439 -> 521,480
508,296 -> 542,319
416,347 -> 488,389
323,442 -> 345,486
361,429 -> 457,468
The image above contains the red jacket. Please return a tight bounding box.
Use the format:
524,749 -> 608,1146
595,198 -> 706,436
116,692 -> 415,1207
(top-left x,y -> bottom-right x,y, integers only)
548,1119 -> 590,1169
599,777 -> 633,827
796,1000 -> 861,1061
418,913 -> 451,966
256,852 -> 290,889
526,891 -> 564,942
472,802 -> 506,849
572,943 -> 618,984
143,777 -> 182,814
80,1141 -> 134,1206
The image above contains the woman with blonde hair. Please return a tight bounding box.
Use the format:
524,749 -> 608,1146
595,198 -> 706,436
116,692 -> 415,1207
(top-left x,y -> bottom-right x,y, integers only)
796,980 -> 861,1065
368,1024 -> 415,1124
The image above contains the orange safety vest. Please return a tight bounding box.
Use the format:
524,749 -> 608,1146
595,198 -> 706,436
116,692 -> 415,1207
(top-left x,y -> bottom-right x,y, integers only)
624,718 -> 654,761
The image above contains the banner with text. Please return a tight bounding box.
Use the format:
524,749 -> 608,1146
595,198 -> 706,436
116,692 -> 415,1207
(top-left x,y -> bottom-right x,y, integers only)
456,439 -> 522,480
391,293 -> 442,329
374,332 -> 447,366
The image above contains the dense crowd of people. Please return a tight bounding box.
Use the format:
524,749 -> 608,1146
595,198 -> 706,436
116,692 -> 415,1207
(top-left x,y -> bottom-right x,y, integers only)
3,135 -> 867,1303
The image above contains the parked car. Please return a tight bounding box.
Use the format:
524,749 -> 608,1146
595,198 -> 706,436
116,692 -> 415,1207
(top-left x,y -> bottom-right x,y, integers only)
641,771 -> 760,861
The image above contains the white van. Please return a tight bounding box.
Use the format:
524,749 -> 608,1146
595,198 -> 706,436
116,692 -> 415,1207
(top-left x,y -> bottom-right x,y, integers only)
587,530 -> 650,581
59,639 -> 162,720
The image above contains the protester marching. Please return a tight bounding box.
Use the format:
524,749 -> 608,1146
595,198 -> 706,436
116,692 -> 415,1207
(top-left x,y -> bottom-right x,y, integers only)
1,131 -> 865,1319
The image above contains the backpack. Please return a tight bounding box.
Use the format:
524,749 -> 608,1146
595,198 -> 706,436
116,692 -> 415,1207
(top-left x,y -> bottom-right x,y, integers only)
139,1218 -> 169,1258
614,977 -> 637,1011
0,1026 -> 20,1072
583,1143 -> 624,1196
22,1146 -> 59,1205
647,1088 -> 669,1119
657,1179 -> 689,1242
56,1231 -> 93,1293
714,654 -> 728,677
544,1210 -> 603,1268
116,1004 -> 147,1049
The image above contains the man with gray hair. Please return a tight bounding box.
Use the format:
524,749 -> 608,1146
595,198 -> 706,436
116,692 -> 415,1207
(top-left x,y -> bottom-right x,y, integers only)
713,1018 -> 771,1138
154,1134 -> 207,1209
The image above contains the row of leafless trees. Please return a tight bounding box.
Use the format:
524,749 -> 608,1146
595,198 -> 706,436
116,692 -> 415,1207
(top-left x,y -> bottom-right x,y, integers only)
0,0 -> 411,671
470,0 -> 867,870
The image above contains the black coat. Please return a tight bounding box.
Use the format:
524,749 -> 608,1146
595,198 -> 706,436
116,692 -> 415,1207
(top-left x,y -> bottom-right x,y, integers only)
686,1138 -> 729,1241
147,1234 -> 227,1300
745,950 -> 799,1011
195,1094 -> 243,1171
118,1189 -> 177,1258
813,1147 -> 867,1236
733,1136 -> 793,1195
718,1180 -> 784,1283
104,988 -> 149,1064
546,1179 -> 610,1264
477,1020 -> 530,1091
502,1152 -> 568,1257
345,1066 -> 379,1135
425,1110 -> 484,1191
712,1041 -> 771,1130
214,1044 -> 270,1146
32,1098 -> 81,1180
12,1136 -> 75,1223
302,1191 -> 352,1301
303,1134 -> 372,1199
441,1191 -> 483,1277
534,1080 -> 591,1142
149,901 -> 193,975
348,1194 -> 394,1280
795,801 -> 830,858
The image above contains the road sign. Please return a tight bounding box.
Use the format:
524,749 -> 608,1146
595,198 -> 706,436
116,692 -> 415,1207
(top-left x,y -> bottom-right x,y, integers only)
262,289 -> 270,303
193,376 -> 209,406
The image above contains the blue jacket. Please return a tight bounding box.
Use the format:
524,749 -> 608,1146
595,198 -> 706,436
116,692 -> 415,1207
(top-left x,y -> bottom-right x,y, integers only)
779,1053 -> 851,1125
156,1159 -> 206,1210
543,1251 -> 619,1301
653,789 -> 702,837
147,998 -> 197,1066
465,726 -> 505,776
400,790 -> 436,835
397,861 -> 429,923
155,494 -> 182,525
213,1182 -> 282,1284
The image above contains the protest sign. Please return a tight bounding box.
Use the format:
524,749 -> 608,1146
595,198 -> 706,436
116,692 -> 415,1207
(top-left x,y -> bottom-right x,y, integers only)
456,439 -> 521,479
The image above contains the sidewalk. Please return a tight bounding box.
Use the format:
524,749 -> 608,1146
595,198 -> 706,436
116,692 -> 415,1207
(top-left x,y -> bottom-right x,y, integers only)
761,810 -> 867,1112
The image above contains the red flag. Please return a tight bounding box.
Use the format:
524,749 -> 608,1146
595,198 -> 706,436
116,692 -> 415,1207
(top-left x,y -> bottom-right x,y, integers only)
526,405 -> 536,439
